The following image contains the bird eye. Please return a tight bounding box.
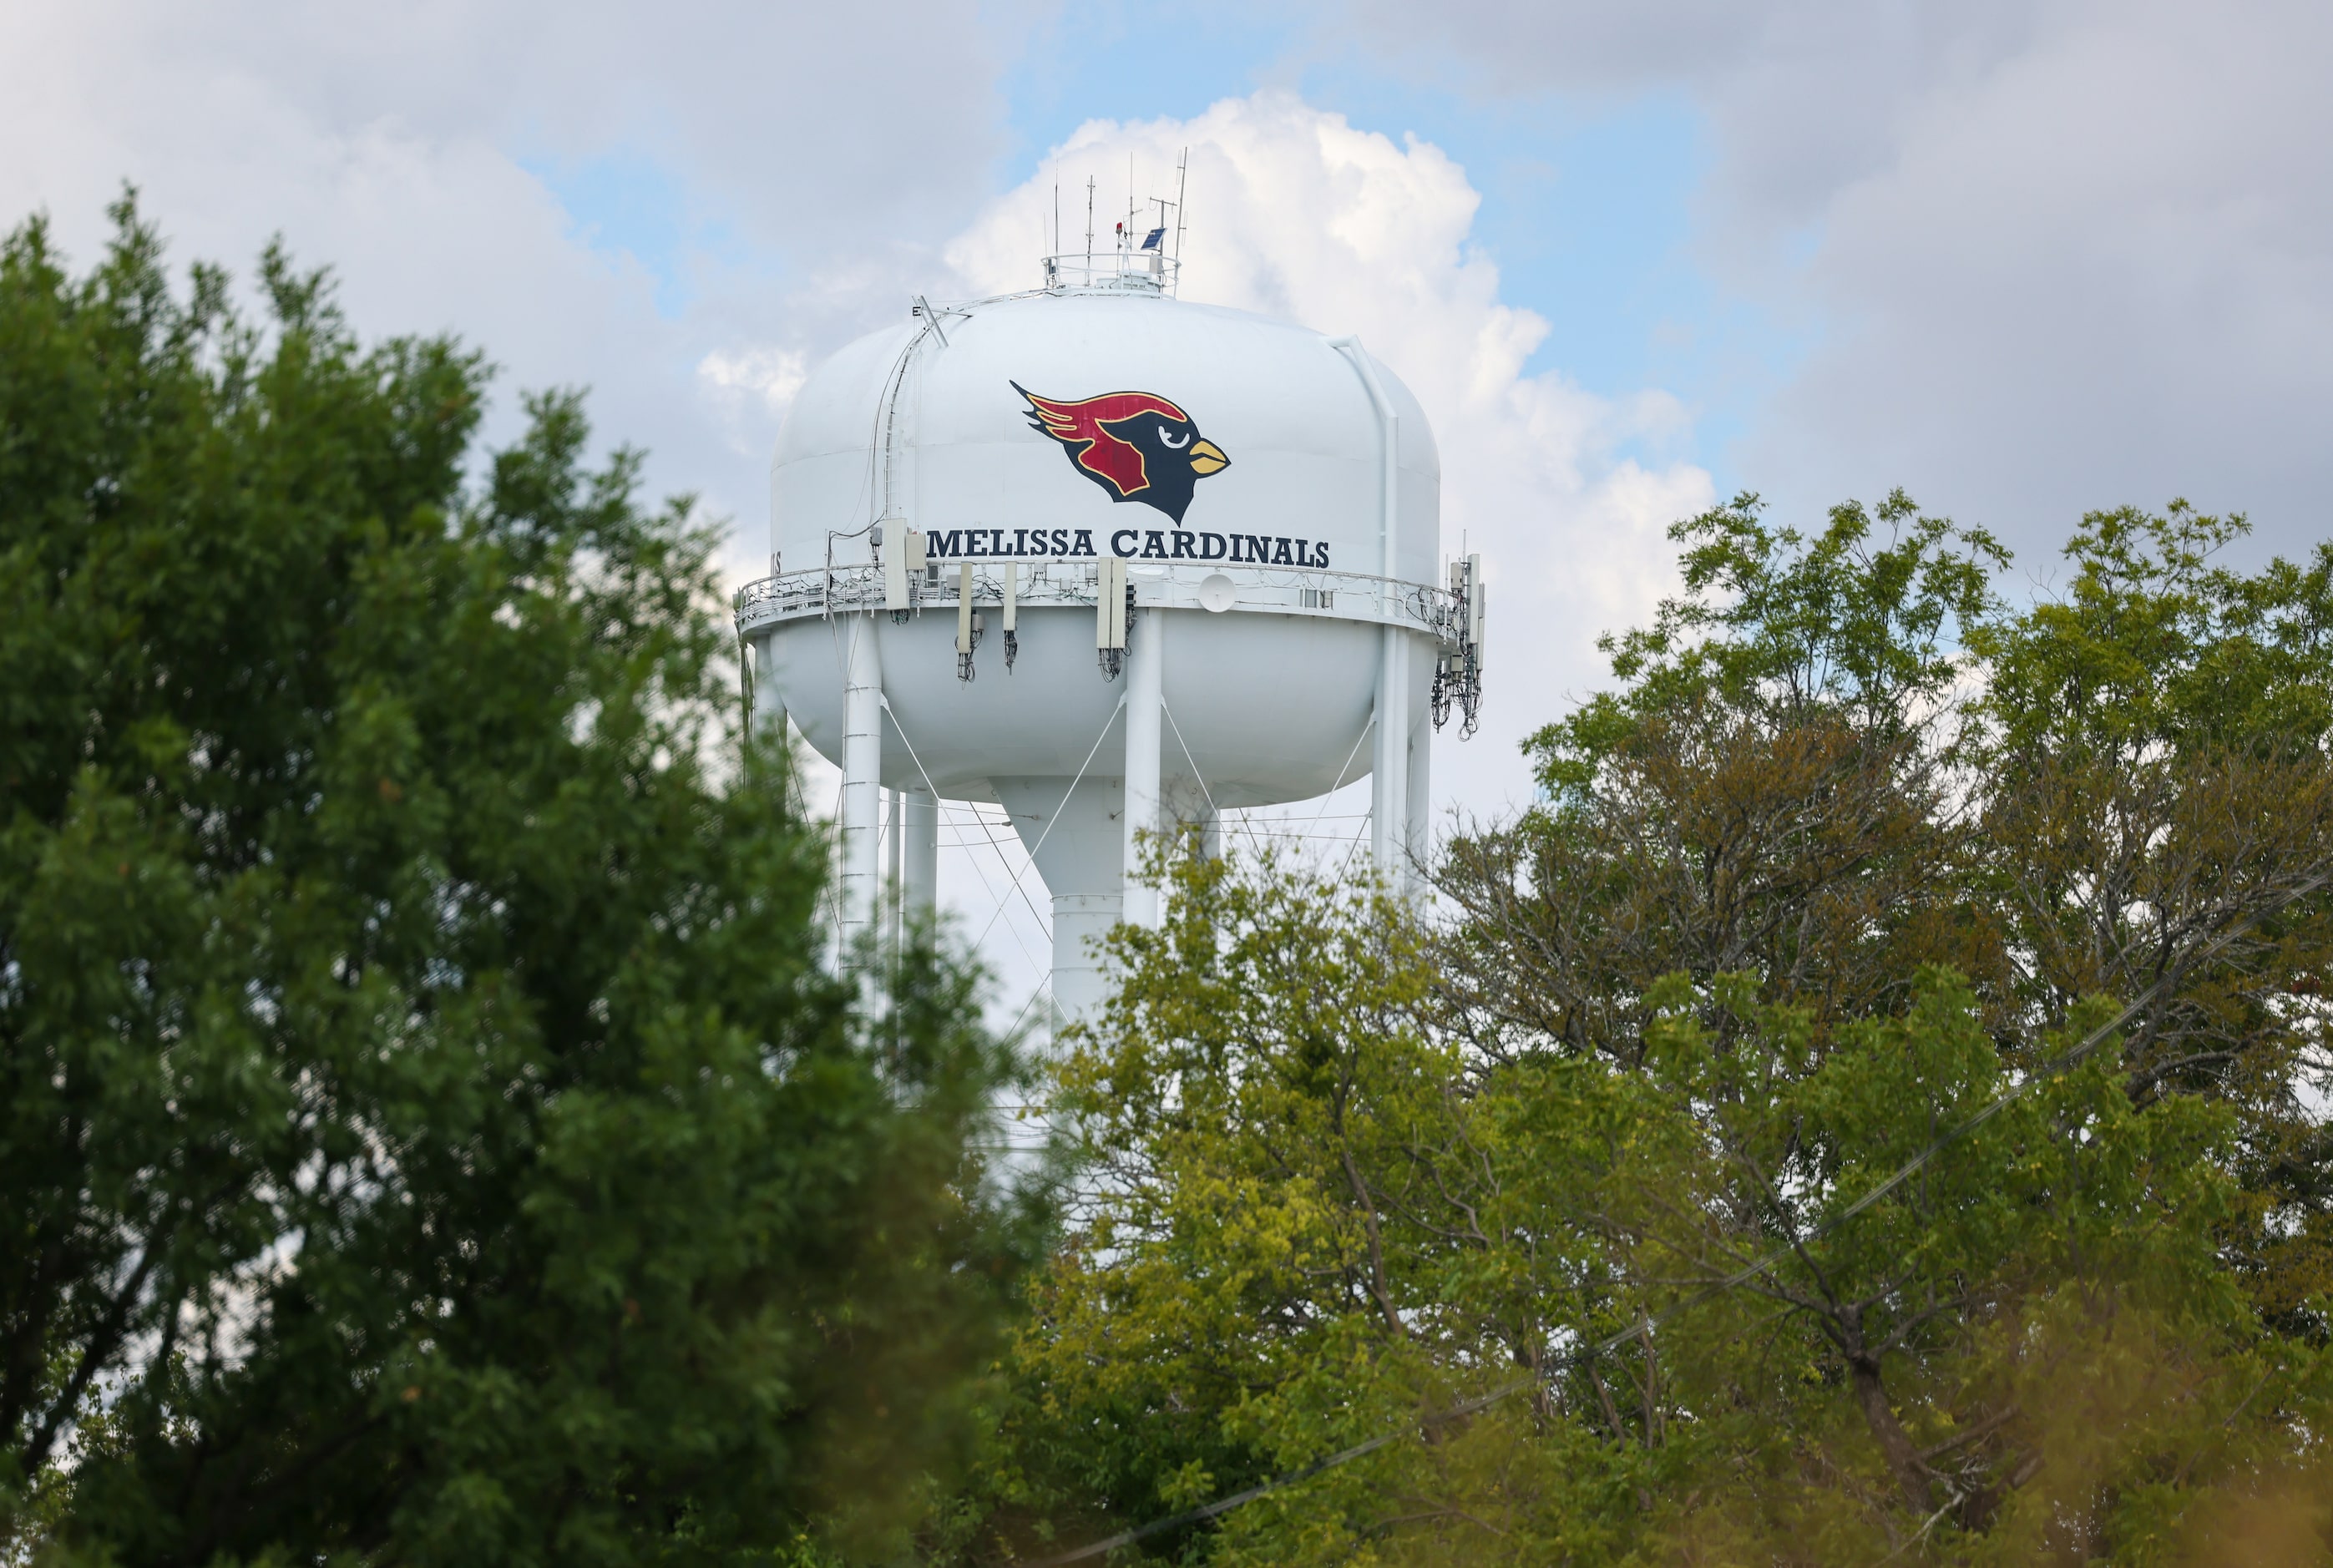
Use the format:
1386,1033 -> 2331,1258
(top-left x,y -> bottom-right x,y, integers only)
1158,426 -> 1191,448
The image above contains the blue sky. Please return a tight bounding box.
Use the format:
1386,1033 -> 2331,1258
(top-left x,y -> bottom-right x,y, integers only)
12,0 -> 2324,567
518,1 -> 1815,498
995,0 -> 1808,460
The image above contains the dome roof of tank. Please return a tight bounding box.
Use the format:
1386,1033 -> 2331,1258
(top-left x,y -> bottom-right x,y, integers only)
771,288 -> 1440,586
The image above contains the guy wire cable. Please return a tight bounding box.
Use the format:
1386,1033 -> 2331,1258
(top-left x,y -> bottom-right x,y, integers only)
881,693 -> 1054,974
970,692 -> 1129,956
1026,863 -> 2333,1566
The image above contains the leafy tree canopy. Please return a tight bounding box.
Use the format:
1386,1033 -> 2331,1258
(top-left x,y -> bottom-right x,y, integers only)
952,853 -> 2330,1565
0,199 -> 1035,1565
951,490 -> 2333,1565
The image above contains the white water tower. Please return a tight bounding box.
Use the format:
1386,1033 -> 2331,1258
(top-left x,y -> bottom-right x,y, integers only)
736,241 -> 1485,1019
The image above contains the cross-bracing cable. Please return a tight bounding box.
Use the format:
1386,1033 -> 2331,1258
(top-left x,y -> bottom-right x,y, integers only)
1157,701 -> 1376,870
1157,701 -> 1296,864
1002,971 -> 1055,1042
938,802 -> 1054,980
1025,865 -> 2333,1565
880,694 -> 1053,980
970,693 -> 1129,956
1155,698 -> 1235,863
1297,716 -> 1376,870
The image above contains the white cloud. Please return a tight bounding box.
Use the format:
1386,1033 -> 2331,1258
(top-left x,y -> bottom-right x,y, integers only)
0,0 -> 1012,564
1763,0 -> 2333,555
1,1 -> 1743,989
1351,0 -> 2333,562
697,346 -> 811,451
944,93 -> 1715,813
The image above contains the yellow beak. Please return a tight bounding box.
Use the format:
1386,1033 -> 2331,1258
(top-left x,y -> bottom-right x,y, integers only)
1187,438 -> 1230,476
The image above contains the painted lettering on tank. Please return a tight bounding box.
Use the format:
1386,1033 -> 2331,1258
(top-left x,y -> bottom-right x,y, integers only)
918,528 -> 1334,568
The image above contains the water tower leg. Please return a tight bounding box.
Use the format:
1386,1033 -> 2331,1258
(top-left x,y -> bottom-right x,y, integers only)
903,787 -> 938,928
840,615 -> 884,953
887,787 -> 903,953
1371,625 -> 1409,882
1405,660 -> 1432,878
1122,608 -> 1164,928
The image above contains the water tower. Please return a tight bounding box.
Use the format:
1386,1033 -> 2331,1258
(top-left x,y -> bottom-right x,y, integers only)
735,235 -> 1485,1019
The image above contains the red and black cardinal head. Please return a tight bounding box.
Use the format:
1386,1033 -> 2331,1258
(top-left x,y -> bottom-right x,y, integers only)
1013,382 -> 1230,524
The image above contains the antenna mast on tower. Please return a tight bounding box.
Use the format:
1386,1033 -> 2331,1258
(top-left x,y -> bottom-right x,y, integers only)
1173,149 -> 1188,266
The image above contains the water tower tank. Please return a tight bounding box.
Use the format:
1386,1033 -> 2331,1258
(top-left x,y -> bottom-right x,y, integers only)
736,250 -> 1485,1019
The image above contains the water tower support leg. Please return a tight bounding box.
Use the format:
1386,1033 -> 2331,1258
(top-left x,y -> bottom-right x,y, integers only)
903,787 -> 939,929
840,615 -> 884,954
887,787 -> 903,953
1405,665 -> 1432,881
1122,608 -> 1164,928
1371,625 -> 1409,883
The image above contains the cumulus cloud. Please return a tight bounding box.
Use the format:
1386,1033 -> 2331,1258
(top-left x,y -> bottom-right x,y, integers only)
944,93 -> 1715,811
1350,0 -> 2333,562
698,346 -> 811,451
0,0 -> 1011,555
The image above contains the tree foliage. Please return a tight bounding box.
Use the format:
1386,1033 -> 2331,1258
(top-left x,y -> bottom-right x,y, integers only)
0,200 -> 1033,1565
1448,490 -> 2333,1317
950,493 -> 2333,1564
955,854 -> 2330,1565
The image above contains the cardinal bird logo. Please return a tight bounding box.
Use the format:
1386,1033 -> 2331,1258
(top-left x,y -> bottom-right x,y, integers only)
1013,382 -> 1231,523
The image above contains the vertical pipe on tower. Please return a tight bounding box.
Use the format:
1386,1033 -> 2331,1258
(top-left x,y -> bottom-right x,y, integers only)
886,787 -> 903,953
1374,635 -> 1409,878
903,787 -> 938,930
840,614 -> 884,954
1122,606 -> 1164,928
1405,674 -> 1432,873
1331,336 -> 1409,885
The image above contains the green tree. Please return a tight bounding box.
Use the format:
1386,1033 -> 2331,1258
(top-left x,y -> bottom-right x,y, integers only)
1,200 -> 1033,1565
952,489 -> 2333,1564
1441,493 -> 2333,1322
954,850 -> 1673,1566
1626,972 -> 2320,1560
957,852 -> 2330,1565
1965,504 -> 2333,1328
1439,492 -> 2014,1068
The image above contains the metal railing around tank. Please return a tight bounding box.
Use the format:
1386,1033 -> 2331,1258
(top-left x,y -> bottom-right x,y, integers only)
736,561 -> 1446,640
1038,251 -> 1179,294
734,558 -> 1487,737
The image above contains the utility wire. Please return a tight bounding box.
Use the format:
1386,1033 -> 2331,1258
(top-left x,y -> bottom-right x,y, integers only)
1028,867 -> 2331,1565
